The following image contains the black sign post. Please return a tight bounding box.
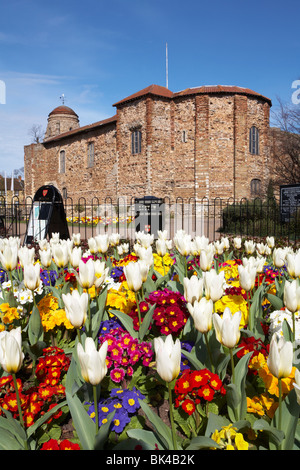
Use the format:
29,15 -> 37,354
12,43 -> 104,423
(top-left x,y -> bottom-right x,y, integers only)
24,185 -> 70,245
280,184 -> 300,223
134,196 -> 165,238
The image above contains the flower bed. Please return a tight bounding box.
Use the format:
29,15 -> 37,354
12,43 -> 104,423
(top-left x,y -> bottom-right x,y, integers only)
0,231 -> 300,451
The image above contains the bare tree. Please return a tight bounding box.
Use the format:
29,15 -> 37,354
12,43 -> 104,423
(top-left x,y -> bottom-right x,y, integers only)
270,98 -> 300,186
28,124 -> 44,143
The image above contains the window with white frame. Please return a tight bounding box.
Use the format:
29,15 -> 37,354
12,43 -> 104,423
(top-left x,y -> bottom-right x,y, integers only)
249,126 -> 259,155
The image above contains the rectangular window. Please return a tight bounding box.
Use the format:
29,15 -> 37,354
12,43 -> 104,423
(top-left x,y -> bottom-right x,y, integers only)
59,150 -> 65,173
131,130 -> 141,154
88,142 -> 94,167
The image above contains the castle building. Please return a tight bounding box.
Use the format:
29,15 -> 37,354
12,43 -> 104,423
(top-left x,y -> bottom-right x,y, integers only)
24,84 -> 273,203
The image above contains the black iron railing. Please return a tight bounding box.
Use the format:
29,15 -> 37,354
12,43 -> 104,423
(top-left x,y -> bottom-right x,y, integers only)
0,195 -> 299,243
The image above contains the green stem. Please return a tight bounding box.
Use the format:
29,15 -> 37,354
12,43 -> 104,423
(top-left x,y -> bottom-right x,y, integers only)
292,312 -> 296,344
278,377 -> 282,450
77,328 -> 82,344
88,293 -> 92,337
247,292 -> 252,331
93,384 -> 99,434
12,373 -> 28,450
204,331 -> 214,373
134,291 -> 142,329
167,381 -> 177,450
229,348 -> 235,385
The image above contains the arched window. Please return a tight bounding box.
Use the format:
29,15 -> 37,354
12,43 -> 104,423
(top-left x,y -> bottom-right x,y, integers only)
249,126 -> 259,155
251,178 -> 261,196
131,129 -> 142,154
87,142 -> 94,168
59,150 -> 65,173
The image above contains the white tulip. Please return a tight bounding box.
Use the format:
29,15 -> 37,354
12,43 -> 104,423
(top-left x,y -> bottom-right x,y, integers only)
233,237 -> 242,249
204,270 -> 225,302
154,334 -> 181,383
238,264 -> 257,291
77,258 -> 96,289
156,239 -> 167,257
157,230 -> 168,240
183,275 -> 204,305
286,252 -> 300,278
109,233 -> 120,247
284,279 -> 300,313
52,243 -> 69,268
187,297 -> 213,333
94,260 -> 109,288
273,248 -> 286,268
123,261 -> 143,292
0,327 -> 24,373
77,338 -> 108,385
95,234 -> 109,254
18,246 -> 35,268
267,335 -> 293,379
62,290 -> 88,329
174,230 -> 192,257
293,368 -> 300,405
23,262 -> 41,291
199,245 -> 215,272
88,237 -> 98,255
0,244 -> 18,271
244,240 -> 256,255
266,236 -> 275,248
213,308 -> 241,349
137,259 -> 150,283
72,233 -> 81,246
39,248 -> 52,268
69,246 -> 82,269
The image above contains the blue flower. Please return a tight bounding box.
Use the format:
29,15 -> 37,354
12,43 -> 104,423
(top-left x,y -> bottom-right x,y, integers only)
111,409 -> 131,433
122,390 -> 140,413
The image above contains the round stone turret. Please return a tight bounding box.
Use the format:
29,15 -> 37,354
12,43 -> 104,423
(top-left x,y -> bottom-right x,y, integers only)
44,105 -> 80,140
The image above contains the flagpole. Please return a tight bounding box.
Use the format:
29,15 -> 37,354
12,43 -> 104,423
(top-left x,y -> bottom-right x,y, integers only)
166,42 -> 168,89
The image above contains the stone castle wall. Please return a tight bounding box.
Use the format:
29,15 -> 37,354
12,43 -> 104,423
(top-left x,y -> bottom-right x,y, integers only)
24,85 -> 272,205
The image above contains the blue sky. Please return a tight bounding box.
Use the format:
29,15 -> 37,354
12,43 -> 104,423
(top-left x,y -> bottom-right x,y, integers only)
0,0 -> 299,176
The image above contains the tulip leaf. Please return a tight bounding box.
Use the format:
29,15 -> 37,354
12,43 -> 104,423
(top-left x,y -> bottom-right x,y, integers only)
124,429 -> 163,450
185,436 -> 221,450
94,410 -> 116,450
253,419 -> 284,448
28,304 -> 44,345
138,398 -> 174,450
270,388 -> 300,450
226,351 -> 253,422
138,302 -> 156,340
65,390 -> 96,450
109,309 -> 138,339
265,293 -> 284,310
181,348 -> 204,370
0,427 -> 24,450
0,409 -> 27,445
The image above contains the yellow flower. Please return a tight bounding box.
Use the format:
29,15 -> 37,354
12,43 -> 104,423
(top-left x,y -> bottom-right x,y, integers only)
211,424 -> 249,450
215,294 -> 248,328
37,294 -> 73,332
